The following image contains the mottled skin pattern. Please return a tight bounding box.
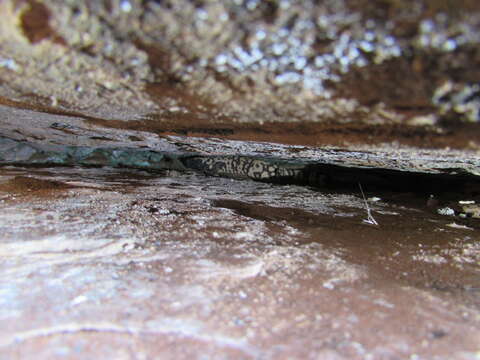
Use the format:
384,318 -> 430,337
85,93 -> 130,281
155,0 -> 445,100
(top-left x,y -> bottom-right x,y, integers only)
0,136 -> 307,182
3,136 -> 478,198
183,156 -> 304,182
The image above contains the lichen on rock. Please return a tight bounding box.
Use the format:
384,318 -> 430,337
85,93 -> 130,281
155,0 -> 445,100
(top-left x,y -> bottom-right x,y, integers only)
0,0 -> 479,126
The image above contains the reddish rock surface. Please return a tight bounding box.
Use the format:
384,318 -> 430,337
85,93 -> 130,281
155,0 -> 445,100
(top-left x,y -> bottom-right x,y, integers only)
0,1 -> 479,359
0,166 -> 479,359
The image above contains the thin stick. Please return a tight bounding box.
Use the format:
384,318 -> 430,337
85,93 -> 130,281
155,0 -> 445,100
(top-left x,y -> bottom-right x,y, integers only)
359,183 -> 379,226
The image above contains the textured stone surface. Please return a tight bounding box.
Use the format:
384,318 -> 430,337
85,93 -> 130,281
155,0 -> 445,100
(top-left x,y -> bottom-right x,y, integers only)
0,0 -> 479,127
0,2 -> 480,359
0,166 -> 479,359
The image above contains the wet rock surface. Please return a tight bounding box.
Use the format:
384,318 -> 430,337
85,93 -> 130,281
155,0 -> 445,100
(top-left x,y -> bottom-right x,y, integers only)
0,166 -> 479,359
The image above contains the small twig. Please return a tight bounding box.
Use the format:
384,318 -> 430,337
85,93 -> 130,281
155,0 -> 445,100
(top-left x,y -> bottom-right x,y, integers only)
359,183 -> 379,226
